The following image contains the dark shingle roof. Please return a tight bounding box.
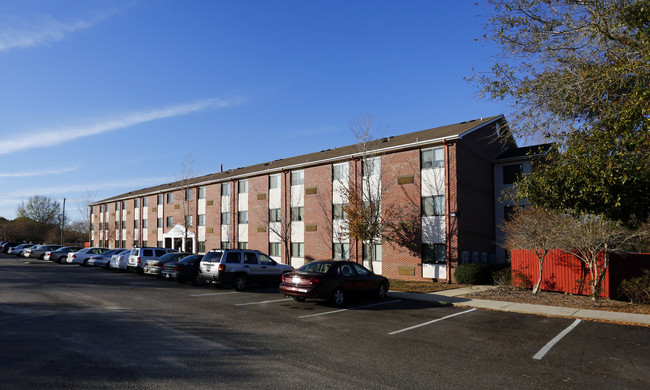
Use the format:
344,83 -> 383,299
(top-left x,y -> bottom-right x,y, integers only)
494,143 -> 554,161
92,115 -> 504,205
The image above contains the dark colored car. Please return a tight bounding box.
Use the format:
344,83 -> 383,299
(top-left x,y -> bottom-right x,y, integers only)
144,252 -> 194,277
45,246 -> 83,263
279,260 -> 389,306
161,255 -> 204,285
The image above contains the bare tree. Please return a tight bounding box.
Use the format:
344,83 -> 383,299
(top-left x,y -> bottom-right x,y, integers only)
502,207 -> 564,294
559,215 -> 648,301
177,153 -> 197,252
76,190 -> 97,243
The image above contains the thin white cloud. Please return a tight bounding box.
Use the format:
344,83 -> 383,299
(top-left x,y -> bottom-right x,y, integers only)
0,8 -> 122,51
0,166 -> 78,178
0,98 -> 240,155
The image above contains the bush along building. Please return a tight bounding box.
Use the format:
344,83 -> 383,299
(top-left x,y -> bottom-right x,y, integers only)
90,115 -> 539,282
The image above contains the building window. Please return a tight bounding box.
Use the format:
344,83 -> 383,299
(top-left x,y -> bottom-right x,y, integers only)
143,197 -> 148,207
166,193 -> 174,203
333,204 -> 347,220
198,214 -> 206,226
198,187 -> 206,199
221,241 -> 231,249
239,180 -> 248,194
121,220 -> 126,229
143,219 -> 148,229
142,240 -> 148,247
221,212 -> 230,225
157,217 -> 162,228
115,221 -> 119,229
291,207 -> 304,222
363,157 -> 380,177
291,170 -> 304,186
186,215 -> 193,227
221,182 -> 231,196
238,242 -> 248,249
363,243 -> 382,261
134,198 -> 140,208
291,242 -> 304,258
269,174 -> 280,189
238,211 -> 248,224
422,243 -> 446,264
198,241 -> 206,253
333,243 -> 350,260
422,196 -> 445,217
186,188 -> 193,201
332,163 -> 348,181
503,164 -> 523,185
269,243 -> 281,257
166,216 -> 174,227
422,147 -> 444,169
269,208 -> 281,223
115,202 -> 119,211
157,240 -> 162,248
157,194 -> 163,205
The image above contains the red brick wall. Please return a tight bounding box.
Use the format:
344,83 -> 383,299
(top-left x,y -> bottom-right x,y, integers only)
304,164 -> 333,261
204,183 -> 221,250
248,175 -> 269,253
380,150 -> 423,280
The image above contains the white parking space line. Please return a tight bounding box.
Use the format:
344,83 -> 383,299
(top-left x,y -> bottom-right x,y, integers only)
297,300 -> 402,319
235,298 -> 293,306
190,292 -> 240,297
533,319 -> 582,360
388,308 -> 477,335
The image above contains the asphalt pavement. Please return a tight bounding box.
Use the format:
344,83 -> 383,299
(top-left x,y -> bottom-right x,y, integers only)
388,286 -> 650,327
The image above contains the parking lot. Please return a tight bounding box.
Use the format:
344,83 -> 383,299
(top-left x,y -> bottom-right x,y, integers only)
1,254 -> 648,389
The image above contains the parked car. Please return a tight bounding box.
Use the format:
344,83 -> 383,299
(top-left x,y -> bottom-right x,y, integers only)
23,244 -> 63,259
279,260 -> 389,306
109,249 -> 131,271
199,249 -> 294,291
8,243 -> 35,256
161,255 -> 204,285
144,252 -> 194,277
66,247 -> 109,266
44,246 -> 83,263
128,247 -> 177,274
87,249 -> 124,269
1,241 -> 22,253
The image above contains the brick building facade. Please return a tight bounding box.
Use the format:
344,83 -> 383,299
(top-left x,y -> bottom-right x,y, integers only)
90,115 -> 517,281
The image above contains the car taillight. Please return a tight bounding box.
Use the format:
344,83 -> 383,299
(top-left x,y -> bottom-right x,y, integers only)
305,277 -> 321,286
218,264 -> 226,272
71,254 -> 76,258
153,262 -> 162,267
137,257 -> 141,264
45,252 -> 51,256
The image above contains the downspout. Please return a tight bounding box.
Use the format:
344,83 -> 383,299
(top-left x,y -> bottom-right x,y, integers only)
231,179 -> 237,248
443,139 -> 452,283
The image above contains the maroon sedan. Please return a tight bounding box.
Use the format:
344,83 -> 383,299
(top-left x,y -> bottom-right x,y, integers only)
279,260 -> 389,306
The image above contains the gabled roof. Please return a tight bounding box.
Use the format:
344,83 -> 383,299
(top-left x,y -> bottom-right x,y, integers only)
92,115 -> 505,205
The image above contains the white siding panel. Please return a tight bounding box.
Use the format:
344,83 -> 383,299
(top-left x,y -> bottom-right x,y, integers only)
422,216 -> 446,243
291,221 -> 304,242
422,168 -> 445,197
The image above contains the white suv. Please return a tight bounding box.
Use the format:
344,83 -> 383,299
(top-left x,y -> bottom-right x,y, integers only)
200,249 -> 294,290
128,247 -> 177,274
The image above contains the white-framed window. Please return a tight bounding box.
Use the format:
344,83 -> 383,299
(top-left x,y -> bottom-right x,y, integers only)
157,194 -> 163,205
269,174 -> 280,189
269,208 -> 281,222
333,243 -> 350,260
238,242 -> 248,249
166,216 -> 174,227
333,204 -> 347,220
363,157 -> 380,177
198,241 -> 206,253
422,196 -> 445,217
291,170 -> 304,186
166,193 -> 174,203
198,187 -> 206,199
239,179 -> 248,194
186,215 -> 193,227
269,243 -> 281,257
422,147 -> 444,169
332,163 -> 348,181
143,197 -> 148,207
221,212 -> 230,225
291,242 -> 304,258
186,188 -> 193,201
198,214 -> 206,226
238,211 -> 248,224
221,182 -> 231,196
422,243 -> 446,264
291,207 -> 304,222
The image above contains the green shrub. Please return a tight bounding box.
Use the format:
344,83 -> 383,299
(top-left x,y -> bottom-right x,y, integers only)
492,266 -> 512,287
618,270 -> 650,304
454,263 -> 493,285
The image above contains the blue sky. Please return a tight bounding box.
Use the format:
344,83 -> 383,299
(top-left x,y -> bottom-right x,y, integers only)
0,0 -> 509,221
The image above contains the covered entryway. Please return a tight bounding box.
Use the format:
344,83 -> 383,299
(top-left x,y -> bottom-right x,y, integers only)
163,224 -> 195,253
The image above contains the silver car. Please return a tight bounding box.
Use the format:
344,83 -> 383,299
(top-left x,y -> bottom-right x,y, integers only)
109,249 -> 131,271
87,249 -> 125,269
24,244 -> 63,259
66,247 -> 109,266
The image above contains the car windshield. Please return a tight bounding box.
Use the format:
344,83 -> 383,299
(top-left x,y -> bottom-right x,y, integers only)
298,262 -> 332,274
202,251 -> 223,263
179,255 -> 202,264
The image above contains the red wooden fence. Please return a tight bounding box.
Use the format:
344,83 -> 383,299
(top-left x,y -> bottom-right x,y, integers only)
511,249 -> 650,298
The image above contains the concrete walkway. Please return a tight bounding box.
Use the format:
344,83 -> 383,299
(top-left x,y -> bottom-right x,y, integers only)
388,286 -> 650,327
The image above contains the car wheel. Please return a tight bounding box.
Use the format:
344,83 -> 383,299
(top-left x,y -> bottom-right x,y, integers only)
293,297 -> 306,302
233,275 -> 247,291
377,282 -> 388,299
331,287 -> 345,306
82,259 -> 88,266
